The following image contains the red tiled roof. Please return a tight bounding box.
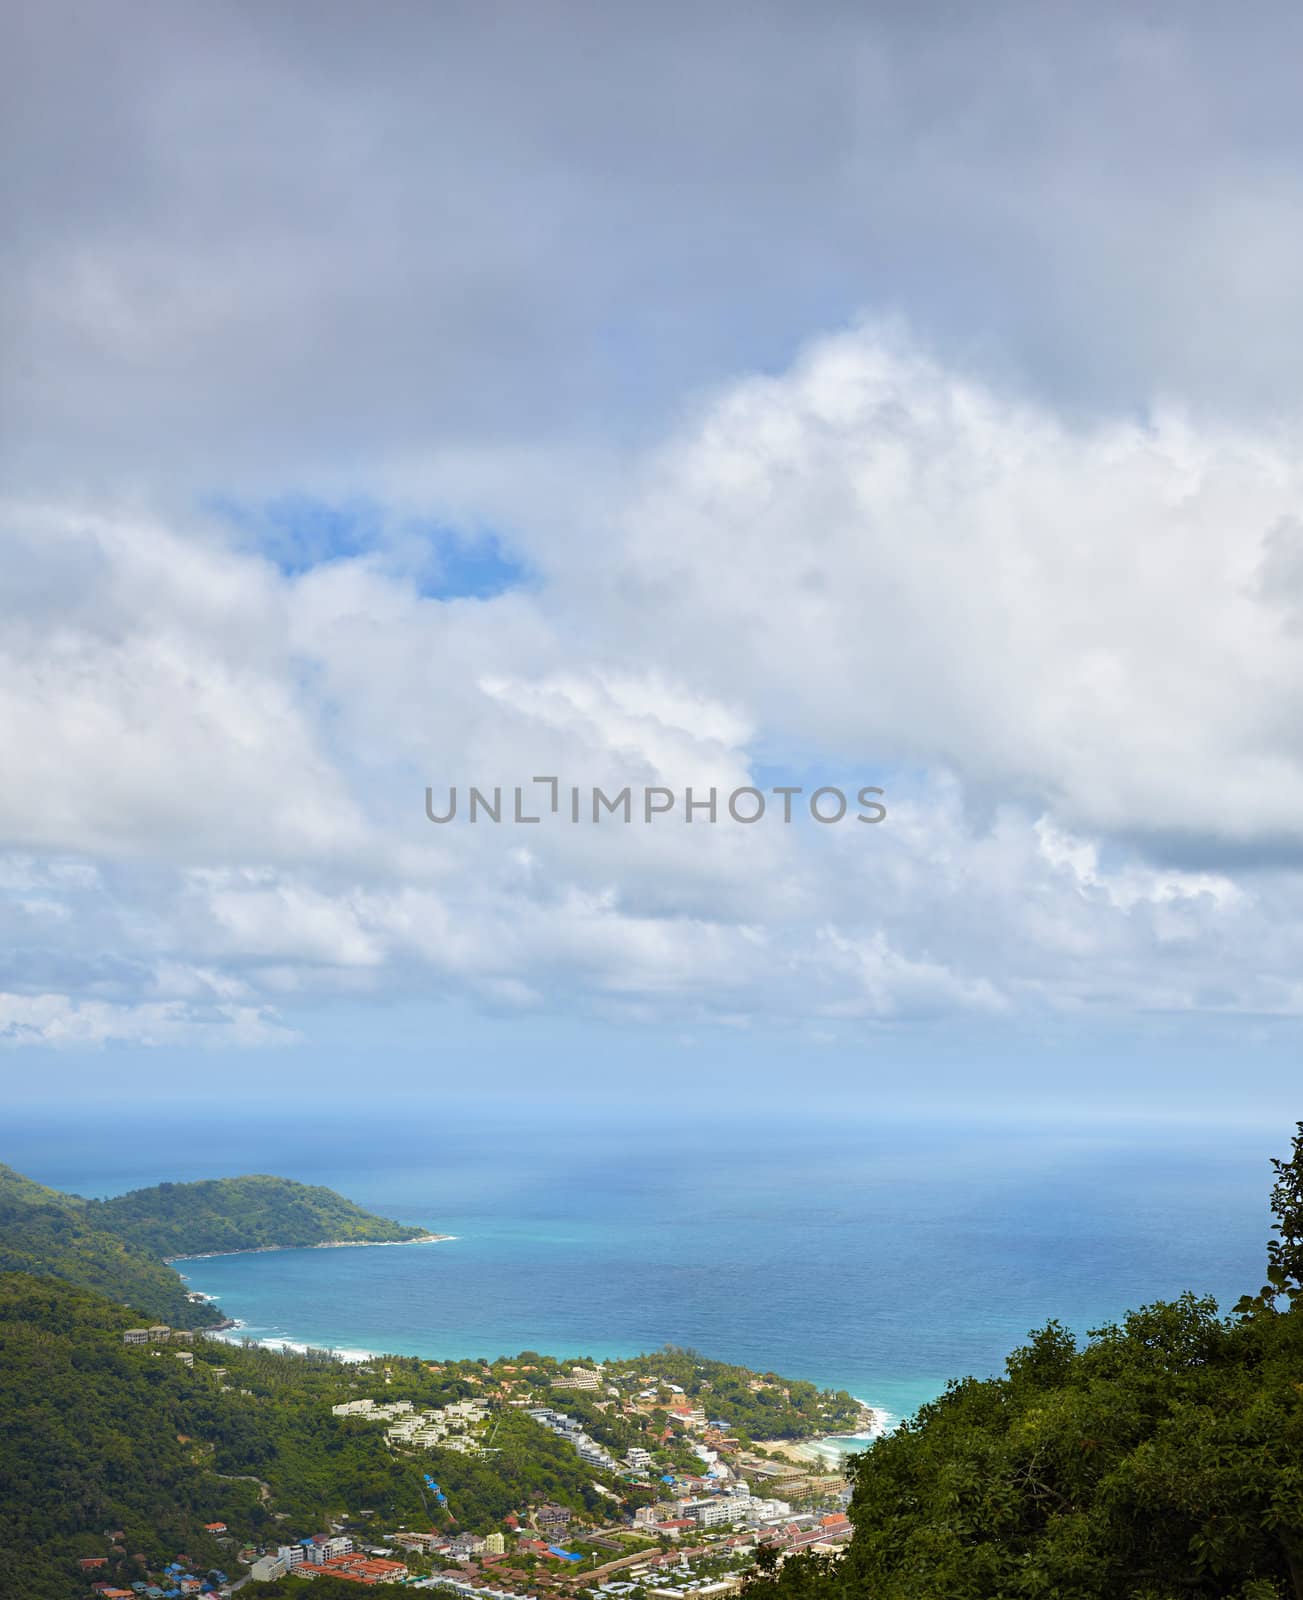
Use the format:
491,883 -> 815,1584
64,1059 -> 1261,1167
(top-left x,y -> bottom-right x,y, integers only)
318,1553 -> 409,1585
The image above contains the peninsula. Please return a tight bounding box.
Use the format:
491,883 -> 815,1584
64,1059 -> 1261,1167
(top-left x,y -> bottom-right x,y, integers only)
0,1163 -> 441,1329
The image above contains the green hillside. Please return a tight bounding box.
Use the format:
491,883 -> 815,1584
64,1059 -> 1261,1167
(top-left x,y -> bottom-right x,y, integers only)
0,1165 -> 220,1329
0,1273 -> 250,1600
0,1272 -> 635,1600
88,1173 -> 429,1258
751,1126 -> 1303,1600
0,1164 -> 431,1328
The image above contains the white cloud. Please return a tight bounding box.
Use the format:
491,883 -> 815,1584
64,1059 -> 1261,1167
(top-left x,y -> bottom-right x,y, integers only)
5,331 -> 1303,1042
572,326 -> 1303,853
0,991 -> 294,1048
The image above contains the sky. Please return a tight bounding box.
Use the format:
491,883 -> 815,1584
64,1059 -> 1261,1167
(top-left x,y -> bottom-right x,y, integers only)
3,2 -> 1303,1119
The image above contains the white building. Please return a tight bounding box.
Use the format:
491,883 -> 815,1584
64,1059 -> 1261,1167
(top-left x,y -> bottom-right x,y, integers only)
250,1555 -> 286,1581
305,1534 -> 354,1565
553,1366 -> 603,1391
684,1498 -> 735,1528
627,1447 -> 652,1470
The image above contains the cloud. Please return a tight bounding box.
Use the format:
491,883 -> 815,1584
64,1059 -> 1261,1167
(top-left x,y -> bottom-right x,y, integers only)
0,991 -> 294,1048
570,327 -> 1303,859
11,3 -> 1303,510
1,414 -> 1302,1046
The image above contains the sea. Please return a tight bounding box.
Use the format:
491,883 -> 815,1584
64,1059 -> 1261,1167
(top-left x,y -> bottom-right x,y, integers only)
4,1103 -> 1277,1452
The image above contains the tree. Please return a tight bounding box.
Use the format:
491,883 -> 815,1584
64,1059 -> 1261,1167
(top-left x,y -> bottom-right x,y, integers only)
1237,1119 -> 1303,1314
755,1125 -> 1303,1600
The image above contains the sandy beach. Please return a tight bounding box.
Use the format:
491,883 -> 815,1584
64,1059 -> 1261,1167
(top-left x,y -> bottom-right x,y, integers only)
166,1232 -> 451,1263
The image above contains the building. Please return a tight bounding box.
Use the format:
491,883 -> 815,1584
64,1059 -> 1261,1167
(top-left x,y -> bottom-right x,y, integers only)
122,1328 -> 149,1346
250,1555 -> 287,1581
277,1543 -> 307,1568
174,1350 -> 194,1367
536,1503 -> 572,1538
304,1533 -> 355,1564
148,1325 -> 172,1343
483,1532 -> 506,1554
684,1498 -> 734,1528
627,1447 -> 652,1470
553,1365 -> 603,1391
320,1553 -> 409,1584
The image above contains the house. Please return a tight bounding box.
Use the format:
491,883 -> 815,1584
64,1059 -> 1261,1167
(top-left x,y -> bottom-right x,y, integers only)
78,1557 -> 107,1570
536,1503 -> 572,1537
249,1555 -> 287,1581
203,1522 -> 227,1534
552,1365 -> 602,1391
319,1553 -> 409,1584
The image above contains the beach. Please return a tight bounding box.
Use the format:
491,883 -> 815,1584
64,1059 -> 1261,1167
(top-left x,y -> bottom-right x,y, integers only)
166,1232 -> 452,1263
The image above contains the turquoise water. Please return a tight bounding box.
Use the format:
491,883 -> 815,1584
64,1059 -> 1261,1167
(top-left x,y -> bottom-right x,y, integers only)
5,1105 -> 1275,1431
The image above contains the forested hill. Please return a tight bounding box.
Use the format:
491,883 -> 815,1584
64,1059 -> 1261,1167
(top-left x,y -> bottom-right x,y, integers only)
0,1165 -> 220,1329
86,1173 -> 430,1257
749,1124 -> 1303,1600
0,1271 -> 637,1600
0,1162 -> 432,1326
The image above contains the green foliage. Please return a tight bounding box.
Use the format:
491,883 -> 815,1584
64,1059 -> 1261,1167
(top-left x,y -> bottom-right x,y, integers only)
604,1346 -> 865,1440
0,1274 -> 642,1598
403,1408 -> 622,1529
0,1163 -> 220,1329
1237,1121 -> 1303,1316
0,1161 -> 428,1330
0,1273 -> 249,1600
87,1173 -> 429,1258
755,1125 -> 1303,1600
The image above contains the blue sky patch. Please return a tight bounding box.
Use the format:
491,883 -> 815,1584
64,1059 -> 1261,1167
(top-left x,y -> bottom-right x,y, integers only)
207,493 -> 530,600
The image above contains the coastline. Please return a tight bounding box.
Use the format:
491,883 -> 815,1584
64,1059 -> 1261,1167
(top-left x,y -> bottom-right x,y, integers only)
754,1401 -> 891,1464
166,1231 -> 451,1264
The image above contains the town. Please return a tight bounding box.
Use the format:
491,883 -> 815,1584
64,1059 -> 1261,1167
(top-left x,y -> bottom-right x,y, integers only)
99,1337 -> 863,1600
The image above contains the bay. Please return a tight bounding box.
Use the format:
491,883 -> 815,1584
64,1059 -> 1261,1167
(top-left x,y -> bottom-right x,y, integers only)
5,1103 -> 1273,1432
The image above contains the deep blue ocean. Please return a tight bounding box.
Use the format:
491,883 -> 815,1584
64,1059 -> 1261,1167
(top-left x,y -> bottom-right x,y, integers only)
4,1104 -> 1277,1438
